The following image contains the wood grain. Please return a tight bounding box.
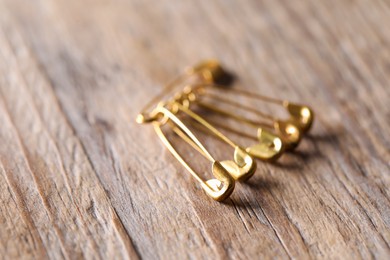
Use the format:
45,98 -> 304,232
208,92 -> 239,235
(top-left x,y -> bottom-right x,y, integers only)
0,0 -> 389,259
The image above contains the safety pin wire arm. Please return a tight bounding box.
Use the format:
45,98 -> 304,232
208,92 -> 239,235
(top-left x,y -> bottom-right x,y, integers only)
168,120 -> 210,159
179,88 -> 282,148
153,122 -> 205,185
191,83 -> 314,133
194,91 -> 276,121
169,119 -> 258,182
190,119 -> 259,142
175,103 -> 257,181
180,103 -> 285,162
155,106 -> 215,162
152,106 -> 235,201
178,89 -> 286,160
165,114 -> 241,161
194,100 -> 275,130
189,92 -> 303,150
162,100 -> 258,182
137,74 -> 188,124
175,103 -> 237,149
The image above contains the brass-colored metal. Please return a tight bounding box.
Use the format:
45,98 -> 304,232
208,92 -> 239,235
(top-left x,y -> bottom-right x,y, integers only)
193,100 -> 286,158
168,88 -> 284,161
189,119 -> 283,161
152,105 -> 235,201
190,83 -> 313,150
283,101 -> 314,133
186,60 -> 226,83
246,128 -> 284,162
168,103 -> 257,181
136,60 -> 225,124
230,88 -> 314,133
136,59 -> 314,201
229,88 -> 314,133
195,84 -> 314,133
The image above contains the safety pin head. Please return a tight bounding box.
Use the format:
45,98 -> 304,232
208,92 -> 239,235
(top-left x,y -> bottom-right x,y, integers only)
274,120 -> 302,150
246,128 -> 284,161
284,102 -> 314,133
220,147 -> 257,182
201,161 -> 235,201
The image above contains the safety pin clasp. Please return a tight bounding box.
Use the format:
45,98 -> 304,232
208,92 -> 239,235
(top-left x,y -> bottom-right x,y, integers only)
284,102 -> 314,133
274,120 -> 302,150
202,161 -> 235,201
245,128 -> 284,161
220,146 -> 257,182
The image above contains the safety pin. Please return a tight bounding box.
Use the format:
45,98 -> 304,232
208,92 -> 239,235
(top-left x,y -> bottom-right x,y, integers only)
168,87 -> 284,161
221,87 -> 313,133
151,104 -> 235,201
167,102 -> 257,181
194,83 -> 314,133
191,94 -> 300,151
136,60 -> 225,124
190,84 -> 307,150
136,60 -> 314,201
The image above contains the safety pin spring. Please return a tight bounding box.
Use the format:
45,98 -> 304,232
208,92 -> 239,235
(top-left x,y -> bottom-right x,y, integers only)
193,83 -> 314,134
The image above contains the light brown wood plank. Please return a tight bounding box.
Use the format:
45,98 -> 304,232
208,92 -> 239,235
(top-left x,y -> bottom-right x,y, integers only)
0,0 -> 389,259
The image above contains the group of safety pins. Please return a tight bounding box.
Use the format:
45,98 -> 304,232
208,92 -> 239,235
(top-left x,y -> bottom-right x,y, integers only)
136,60 -> 314,201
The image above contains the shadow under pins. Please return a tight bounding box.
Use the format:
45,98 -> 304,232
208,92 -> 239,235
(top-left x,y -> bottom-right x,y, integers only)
221,178 -> 281,208
222,129 -> 346,207
271,127 -> 345,170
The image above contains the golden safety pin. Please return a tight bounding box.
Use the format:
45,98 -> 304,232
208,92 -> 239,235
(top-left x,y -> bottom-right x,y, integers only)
167,102 -> 257,181
151,104 -> 235,201
176,59 -> 314,134
189,84 -> 312,150
136,59 -> 314,201
193,82 -> 314,133
168,87 -> 284,161
213,86 -> 314,133
187,103 -> 285,160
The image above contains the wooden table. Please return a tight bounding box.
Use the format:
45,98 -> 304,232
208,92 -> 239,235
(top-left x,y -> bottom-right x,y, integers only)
0,0 -> 389,259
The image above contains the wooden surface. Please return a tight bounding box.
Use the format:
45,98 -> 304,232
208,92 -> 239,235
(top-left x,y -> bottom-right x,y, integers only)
0,0 -> 389,259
